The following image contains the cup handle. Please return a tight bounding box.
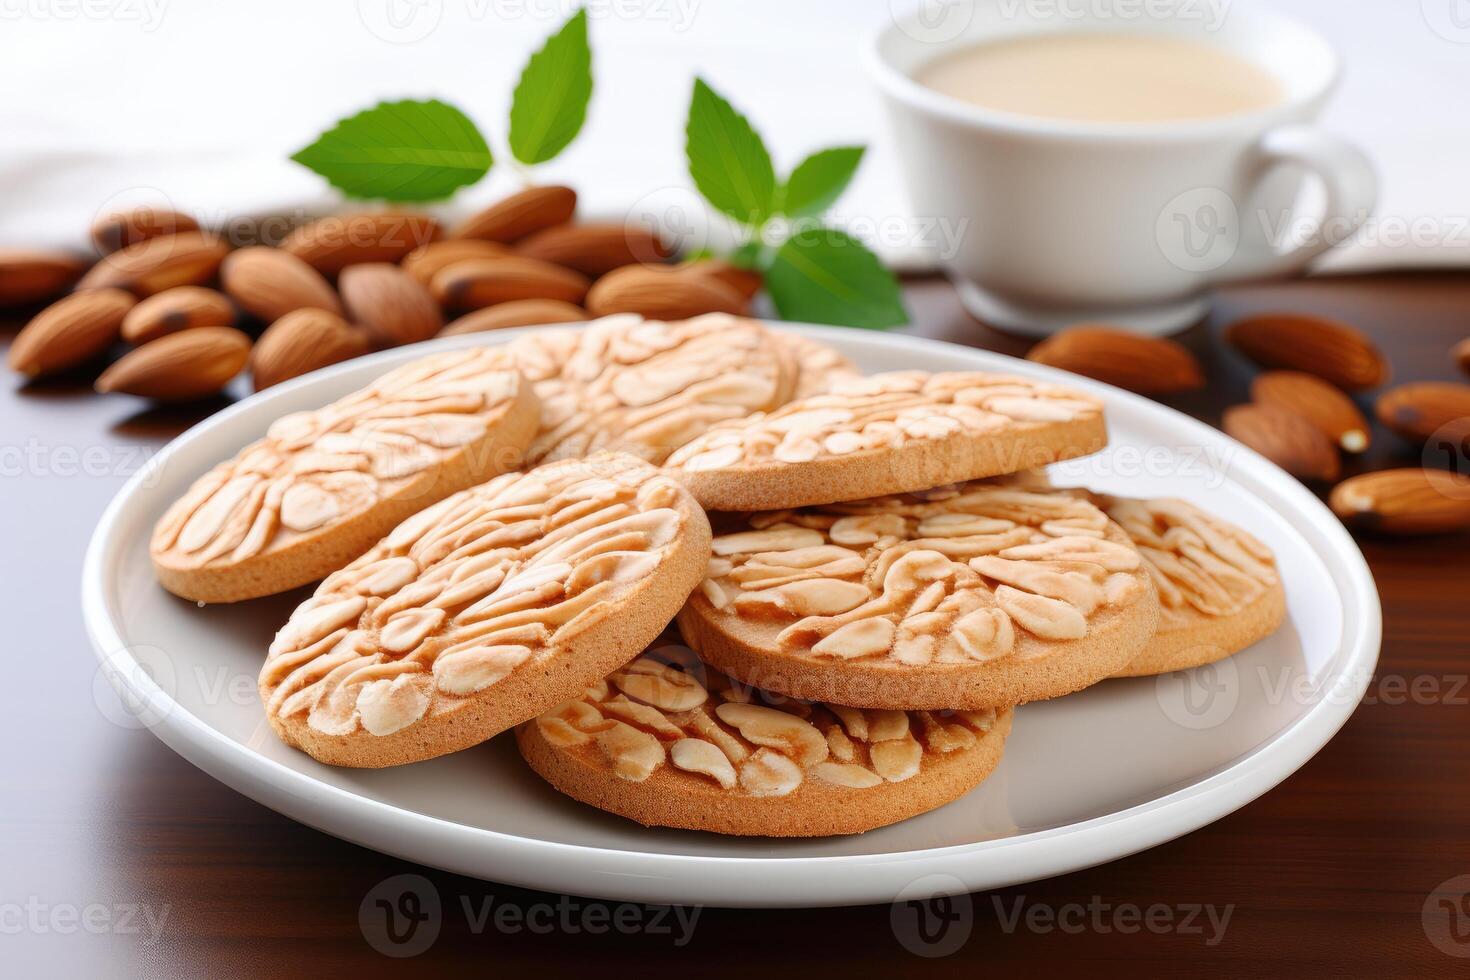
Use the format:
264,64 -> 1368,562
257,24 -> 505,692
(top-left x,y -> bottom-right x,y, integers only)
1223,125 -> 1378,280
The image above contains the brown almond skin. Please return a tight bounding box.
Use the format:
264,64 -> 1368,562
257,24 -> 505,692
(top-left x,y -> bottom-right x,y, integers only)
1252,370 -> 1371,453
339,263 -> 443,346
91,206 -> 200,254
1330,468 -> 1470,535
683,258 -> 763,302
75,232 -> 229,296
401,239 -> 512,286
431,257 -> 589,311
8,288 -> 136,377
451,185 -> 577,243
251,309 -> 370,390
1454,338 -> 1470,378
439,300 -> 587,336
121,286 -> 235,345
1375,381 -> 1470,446
0,249 -> 87,306
585,264 -> 746,320
1225,312 -> 1389,391
220,246 -> 341,322
1223,402 -> 1341,482
96,326 -> 251,400
515,222 -> 672,277
1026,324 -> 1205,394
280,212 -> 441,275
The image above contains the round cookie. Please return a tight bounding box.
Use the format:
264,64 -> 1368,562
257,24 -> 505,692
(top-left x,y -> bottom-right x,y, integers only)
770,329 -> 860,398
663,371 -> 1107,511
516,639 -> 1013,837
489,313 -> 801,465
1089,494 -> 1286,677
258,454 -> 712,768
677,482 -> 1159,710
152,349 -> 540,603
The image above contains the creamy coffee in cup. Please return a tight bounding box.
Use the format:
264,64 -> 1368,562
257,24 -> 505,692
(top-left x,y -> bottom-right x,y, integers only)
869,6 -> 1376,335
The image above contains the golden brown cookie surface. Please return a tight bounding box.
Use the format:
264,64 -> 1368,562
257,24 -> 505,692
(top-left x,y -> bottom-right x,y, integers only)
152,349 -> 540,603
677,482 -> 1158,710
258,455 -> 711,768
1089,494 -> 1285,676
516,640 -> 1013,837
663,371 -> 1107,510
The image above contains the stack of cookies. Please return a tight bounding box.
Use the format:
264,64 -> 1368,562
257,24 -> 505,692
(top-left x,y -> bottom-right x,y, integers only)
151,313 -> 1285,837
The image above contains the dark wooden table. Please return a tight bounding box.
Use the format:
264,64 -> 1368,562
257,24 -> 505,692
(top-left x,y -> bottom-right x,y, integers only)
5,274 -> 1468,977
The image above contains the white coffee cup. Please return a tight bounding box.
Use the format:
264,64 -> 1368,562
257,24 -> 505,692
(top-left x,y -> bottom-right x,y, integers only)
868,2 -> 1377,335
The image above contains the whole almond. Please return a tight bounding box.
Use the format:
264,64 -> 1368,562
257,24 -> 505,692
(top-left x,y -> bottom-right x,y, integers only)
1223,402 -> 1341,482
682,258 -> 763,302
1026,325 -> 1205,394
515,222 -> 672,277
1251,370 -> 1371,453
1330,468 -> 1470,535
451,185 -> 577,242
401,239 -> 512,286
251,309 -> 370,390
76,231 -> 229,296
281,212 -> 440,275
431,256 -> 589,311
440,300 -> 587,336
95,326 -> 251,400
1225,312 -> 1389,391
1375,381 -> 1470,446
121,286 -> 235,345
0,249 -> 87,306
90,206 -> 200,254
1454,338 -> 1470,378
339,263 -> 443,346
220,246 -> 341,322
8,289 -> 135,377
585,264 -> 746,320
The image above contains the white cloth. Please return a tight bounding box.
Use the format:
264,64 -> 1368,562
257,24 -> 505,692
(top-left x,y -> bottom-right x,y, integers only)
1,0 -> 1463,274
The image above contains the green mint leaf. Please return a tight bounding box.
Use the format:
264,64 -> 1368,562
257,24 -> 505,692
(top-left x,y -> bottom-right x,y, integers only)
685,78 -> 776,227
509,9 -> 593,165
765,227 -> 907,329
779,146 -> 865,218
291,99 -> 492,202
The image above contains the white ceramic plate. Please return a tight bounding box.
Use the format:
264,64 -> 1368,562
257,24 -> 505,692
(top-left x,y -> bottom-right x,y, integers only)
82,325 -> 1380,908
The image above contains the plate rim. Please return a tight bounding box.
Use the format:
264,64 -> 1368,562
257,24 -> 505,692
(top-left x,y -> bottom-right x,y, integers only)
81,322 -> 1382,908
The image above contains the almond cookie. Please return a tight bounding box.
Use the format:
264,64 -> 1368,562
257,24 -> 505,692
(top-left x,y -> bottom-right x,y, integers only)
259,455 -> 712,768
770,329 -> 860,398
152,350 -> 540,603
486,313 -> 800,465
677,483 -> 1158,710
663,371 -> 1107,511
516,639 -> 1013,836
1089,494 -> 1286,677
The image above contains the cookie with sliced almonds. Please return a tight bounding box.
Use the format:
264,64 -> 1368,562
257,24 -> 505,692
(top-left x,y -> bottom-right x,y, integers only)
663,371 -> 1107,511
516,638 -> 1013,837
769,329 -> 860,398
151,349 -> 540,603
482,313 -> 800,465
676,482 -> 1158,710
258,455 -> 712,768
1083,493 -> 1285,677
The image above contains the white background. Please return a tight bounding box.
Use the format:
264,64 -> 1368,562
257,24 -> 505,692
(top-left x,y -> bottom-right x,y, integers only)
1,0 -> 1466,271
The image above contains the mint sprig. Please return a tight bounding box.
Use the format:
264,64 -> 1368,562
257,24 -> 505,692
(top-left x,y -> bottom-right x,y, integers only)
683,79 -> 905,329
509,9 -> 593,165
290,99 -> 492,202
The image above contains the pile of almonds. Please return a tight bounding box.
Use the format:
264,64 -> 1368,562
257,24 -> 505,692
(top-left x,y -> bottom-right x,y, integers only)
1025,316 -> 1470,537
2,186 -> 757,398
